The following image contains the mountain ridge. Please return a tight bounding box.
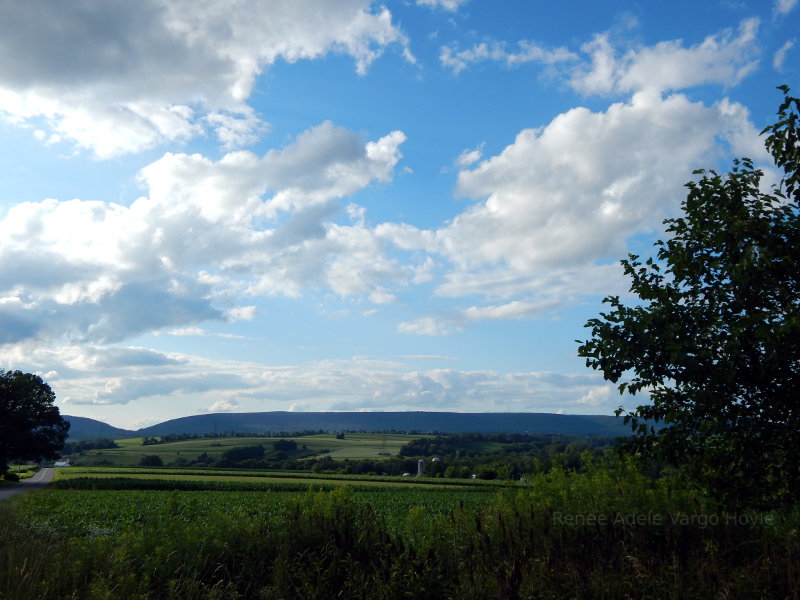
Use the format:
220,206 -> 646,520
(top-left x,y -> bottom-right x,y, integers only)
61,415 -> 138,441
64,411 -> 631,440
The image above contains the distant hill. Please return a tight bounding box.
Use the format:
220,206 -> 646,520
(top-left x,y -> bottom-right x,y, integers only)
63,416 -> 136,441
135,411 -> 631,437
63,411 -> 632,440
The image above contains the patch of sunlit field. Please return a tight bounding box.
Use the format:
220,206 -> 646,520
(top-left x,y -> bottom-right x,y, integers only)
67,433 -> 423,466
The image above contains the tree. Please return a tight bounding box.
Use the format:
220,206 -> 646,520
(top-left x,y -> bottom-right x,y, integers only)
139,455 -> 164,467
0,370 -> 70,473
272,439 -> 297,452
221,444 -> 265,463
577,87 -> 800,509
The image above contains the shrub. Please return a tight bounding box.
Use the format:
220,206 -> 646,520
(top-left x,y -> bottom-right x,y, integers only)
221,444 -> 264,462
139,455 -> 164,467
476,465 -> 497,480
272,439 -> 297,452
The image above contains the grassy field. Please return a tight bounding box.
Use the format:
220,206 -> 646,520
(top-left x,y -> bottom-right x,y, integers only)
1,465 -> 38,485
51,466 -> 510,490
67,433 -> 420,466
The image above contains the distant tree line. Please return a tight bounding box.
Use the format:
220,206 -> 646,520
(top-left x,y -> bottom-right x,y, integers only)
141,430 -> 327,445
155,433 -> 619,478
309,433 -> 618,479
399,432 -> 615,458
61,438 -> 119,454
168,440 -> 313,469
141,433 -> 201,445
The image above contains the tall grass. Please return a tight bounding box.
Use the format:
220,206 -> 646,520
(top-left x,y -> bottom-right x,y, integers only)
1,461 -> 798,599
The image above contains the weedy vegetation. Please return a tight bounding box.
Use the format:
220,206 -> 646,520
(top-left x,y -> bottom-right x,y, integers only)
1,457 -> 798,600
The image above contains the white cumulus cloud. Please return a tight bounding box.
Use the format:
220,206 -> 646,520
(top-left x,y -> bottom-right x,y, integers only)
444,93 -> 745,273
0,0 -> 408,157
378,89 -> 764,326
205,398 -> 241,413
576,385 -> 614,407
570,18 -> 760,95
0,122 -> 408,345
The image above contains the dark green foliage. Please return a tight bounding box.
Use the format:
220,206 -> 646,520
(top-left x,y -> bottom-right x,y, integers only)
61,438 -> 119,454
578,87 -> 800,509
272,438 -> 297,452
142,432 -> 234,445
475,465 -> 498,480
194,452 -> 213,465
400,432 -> 614,457
220,444 -> 264,463
763,84 -> 800,203
395,433 -> 616,480
139,455 -> 164,467
0,370 -> 69,473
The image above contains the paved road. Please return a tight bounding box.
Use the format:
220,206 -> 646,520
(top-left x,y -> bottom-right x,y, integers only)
0,467 -> 54,501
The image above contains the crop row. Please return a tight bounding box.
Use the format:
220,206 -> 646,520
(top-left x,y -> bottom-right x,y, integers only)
12,485 -> 495,539
4,462 -> 799,599
57,465 -> 506,487
53,475 -> 500,494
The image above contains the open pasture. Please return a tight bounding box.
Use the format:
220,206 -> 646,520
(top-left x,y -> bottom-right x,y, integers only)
67,433 -> 420,467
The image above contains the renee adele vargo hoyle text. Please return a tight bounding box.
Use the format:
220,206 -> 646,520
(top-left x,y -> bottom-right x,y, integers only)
552,511 -> 774,528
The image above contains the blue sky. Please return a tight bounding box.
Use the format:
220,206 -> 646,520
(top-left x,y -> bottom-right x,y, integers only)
0,0 -> 797,429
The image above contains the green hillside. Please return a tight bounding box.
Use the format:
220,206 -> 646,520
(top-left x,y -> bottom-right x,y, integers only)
62,433 -> 417,467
